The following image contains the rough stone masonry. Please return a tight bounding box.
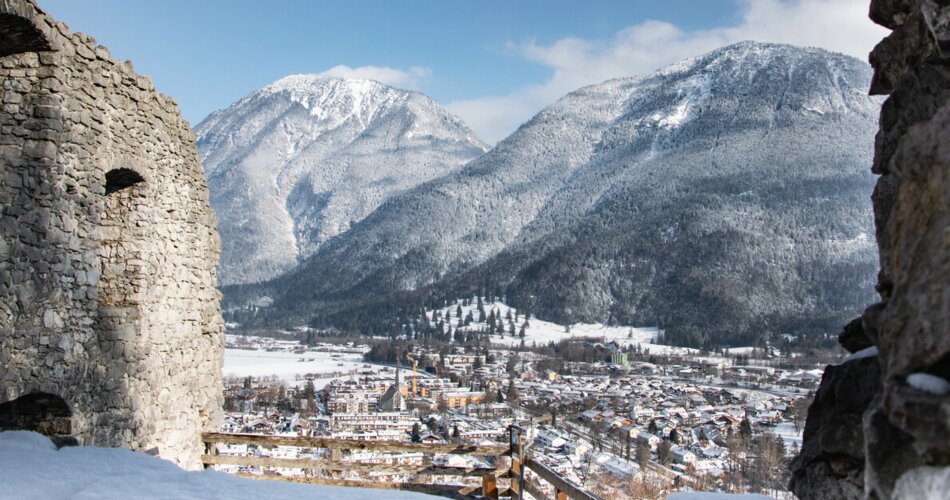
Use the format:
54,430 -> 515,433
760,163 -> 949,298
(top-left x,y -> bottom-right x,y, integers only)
0,0 -> 223,469
790,1 -> 950,498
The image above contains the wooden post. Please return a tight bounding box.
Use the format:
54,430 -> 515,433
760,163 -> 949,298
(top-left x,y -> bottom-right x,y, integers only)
509,425 -> 525,500
330,448 -> 342,478
203,437 -> 217,470
482,472 -> 498,499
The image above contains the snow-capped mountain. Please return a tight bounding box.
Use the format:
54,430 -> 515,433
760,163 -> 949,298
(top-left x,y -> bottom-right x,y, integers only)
195,76 -> 488,285
227,42 -> 882,347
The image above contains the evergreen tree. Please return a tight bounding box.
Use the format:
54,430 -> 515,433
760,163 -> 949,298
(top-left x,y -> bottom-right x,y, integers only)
411,423 -> 421,443
670,427 -> 681,444
506,354 -> 520,375
740,417 -> 753,440
507,379 -> 520,402
303,379 -> 316,400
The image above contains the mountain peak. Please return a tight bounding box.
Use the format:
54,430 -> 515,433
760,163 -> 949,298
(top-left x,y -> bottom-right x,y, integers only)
262,74 -> 397,98
197,74 -> 487,286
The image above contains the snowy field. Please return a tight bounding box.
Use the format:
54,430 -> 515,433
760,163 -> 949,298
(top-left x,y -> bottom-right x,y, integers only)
773,422 -> 804,451
0,431 -> 437,500
429,299 -> 700,356
223,349 -> 390,389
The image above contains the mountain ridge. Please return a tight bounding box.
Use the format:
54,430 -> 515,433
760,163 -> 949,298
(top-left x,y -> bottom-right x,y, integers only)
224,42 -> 882,348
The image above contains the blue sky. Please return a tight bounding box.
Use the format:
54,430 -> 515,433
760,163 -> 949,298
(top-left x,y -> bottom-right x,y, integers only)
39,0 -> 885,143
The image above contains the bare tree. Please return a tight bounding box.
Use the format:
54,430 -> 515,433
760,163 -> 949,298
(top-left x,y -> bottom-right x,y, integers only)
636,441 -> 651,471
657,439 -> 673,465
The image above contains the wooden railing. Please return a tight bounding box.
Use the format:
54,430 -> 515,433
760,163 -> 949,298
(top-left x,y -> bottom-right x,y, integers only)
202,428 -> 602,499
521,458 -> 601,500
202,432 -> 509,498
507,426 -> 602,500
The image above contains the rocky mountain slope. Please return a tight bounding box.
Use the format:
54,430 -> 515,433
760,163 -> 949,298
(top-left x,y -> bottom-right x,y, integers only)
227,42 -> 882,347
195,76 -> 487,285
792,1 -> 950,497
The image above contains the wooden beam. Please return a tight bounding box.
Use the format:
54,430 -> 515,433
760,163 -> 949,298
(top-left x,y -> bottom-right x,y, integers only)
202,432 -> 509,456
202,454 -> 498,477
525,457 -> 602,500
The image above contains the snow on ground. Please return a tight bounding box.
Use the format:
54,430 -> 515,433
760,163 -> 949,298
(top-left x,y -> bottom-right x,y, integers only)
773,422 -> 804,452
223,349 -> 390,389
0,431 -> 437,500
722,347 -> 758,356
666,493 -> 772,500
430,299 -> 698,356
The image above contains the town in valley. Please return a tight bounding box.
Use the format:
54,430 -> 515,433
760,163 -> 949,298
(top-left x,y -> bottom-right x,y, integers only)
217,297 -> 828,498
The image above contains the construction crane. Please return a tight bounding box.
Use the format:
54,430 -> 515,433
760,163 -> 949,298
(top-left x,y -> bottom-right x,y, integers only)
405,354 -> 418,398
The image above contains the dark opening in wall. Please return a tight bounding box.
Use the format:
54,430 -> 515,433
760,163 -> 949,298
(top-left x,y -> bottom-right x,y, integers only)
105,168 -> 145,194
0,393 -> 72,436
0,13 -> 52,58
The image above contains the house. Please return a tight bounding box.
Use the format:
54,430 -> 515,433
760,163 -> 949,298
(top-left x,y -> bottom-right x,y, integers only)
439,390 -> 486,410
630,407 -> 655,421
580,409 -> 602,423
537,429 -> 568,449
564,440 -> 591,457
670,446 -> 697,464
611,352 -> 629,367
699,443 -> 728,459
419,431 -> 445,444
593,452 -> 638,478
466,403 -> 512,419
637,432 -> 661,450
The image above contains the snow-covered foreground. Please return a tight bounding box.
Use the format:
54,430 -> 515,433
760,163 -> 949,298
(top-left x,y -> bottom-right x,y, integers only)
666,493 -> 772,500
0,431 -> 437,500
223,348 -> 389,389
430,299 -> 699,356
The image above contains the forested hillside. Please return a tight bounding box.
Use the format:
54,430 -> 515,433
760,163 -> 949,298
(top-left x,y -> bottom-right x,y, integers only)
224,42 -> 881,348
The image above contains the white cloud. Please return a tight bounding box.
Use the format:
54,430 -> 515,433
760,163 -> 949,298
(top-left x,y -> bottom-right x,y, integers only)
449,0 -> 889,144
315,65 -> 432,90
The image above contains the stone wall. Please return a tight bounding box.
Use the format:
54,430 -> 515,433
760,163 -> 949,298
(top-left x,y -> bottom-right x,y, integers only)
791,1 -> 950,498
0,0 -> 223,469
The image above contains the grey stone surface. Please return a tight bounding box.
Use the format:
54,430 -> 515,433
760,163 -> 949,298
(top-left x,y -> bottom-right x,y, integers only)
792,0 -> 950,498
790,358 -> 881,499
0,0 -> 223,470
